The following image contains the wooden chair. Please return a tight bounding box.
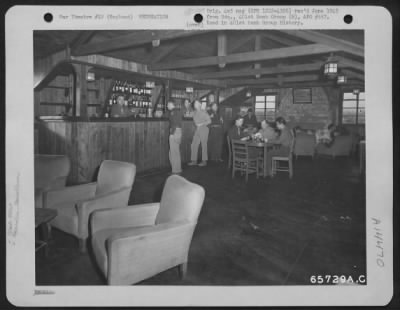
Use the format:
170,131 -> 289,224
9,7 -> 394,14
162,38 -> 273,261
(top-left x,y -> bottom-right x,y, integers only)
231,140 -> 259,182
271,134 -> 296,179
226,135 -> 232,170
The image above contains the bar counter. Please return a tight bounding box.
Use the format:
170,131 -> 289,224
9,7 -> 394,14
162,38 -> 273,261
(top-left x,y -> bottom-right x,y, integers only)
36,117 -> 197,183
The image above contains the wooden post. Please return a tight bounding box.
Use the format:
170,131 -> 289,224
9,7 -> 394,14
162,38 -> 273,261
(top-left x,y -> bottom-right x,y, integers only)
34,91 -> 40,117
98,77 -> 105,115
73,64 -> 88,117
215,88 -> 220,105
254,35 -> 261,79
217,33 -> 227,69
164,80 -> 170,113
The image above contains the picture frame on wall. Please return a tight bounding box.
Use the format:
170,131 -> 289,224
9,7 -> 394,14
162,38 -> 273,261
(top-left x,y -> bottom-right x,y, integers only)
293,88 -> 312,104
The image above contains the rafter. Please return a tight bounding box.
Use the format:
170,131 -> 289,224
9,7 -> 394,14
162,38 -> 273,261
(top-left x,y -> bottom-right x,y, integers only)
341,69 -> 365,81
261,33 -> 302,46
149,44 -> 339,71
193,62 -> 323,80
217,33 -> 227,68
70,31 -> 96,52
228,33 -> 256,53
227,74 -> 320,87
148,42 -> 180,64
254,35 -> 261,78
339,58 -> 364,72
280,30 -> 364,58
72,30 -> 215,56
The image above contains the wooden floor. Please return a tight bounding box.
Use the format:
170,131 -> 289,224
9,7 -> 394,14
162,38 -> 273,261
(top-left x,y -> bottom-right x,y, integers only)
36,155 -> 366,286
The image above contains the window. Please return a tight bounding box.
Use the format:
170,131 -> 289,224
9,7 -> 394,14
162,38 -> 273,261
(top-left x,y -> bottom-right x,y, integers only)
342,91 -> 365,124
255,95 -> 277,121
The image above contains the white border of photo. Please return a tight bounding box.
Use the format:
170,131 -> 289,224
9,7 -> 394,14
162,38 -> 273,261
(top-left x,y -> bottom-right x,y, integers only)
5,5 -> 393,307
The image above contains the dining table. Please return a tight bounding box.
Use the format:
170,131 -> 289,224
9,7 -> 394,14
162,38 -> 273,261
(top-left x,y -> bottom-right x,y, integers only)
245,140 -> 281,178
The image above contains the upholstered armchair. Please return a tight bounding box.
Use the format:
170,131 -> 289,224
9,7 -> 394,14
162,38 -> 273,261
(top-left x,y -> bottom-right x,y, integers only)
35,155 -> 71,208
293,132 -> 316,159
43,160 -> 136,252
90,175 -> 205,285
315,135 -> 354,158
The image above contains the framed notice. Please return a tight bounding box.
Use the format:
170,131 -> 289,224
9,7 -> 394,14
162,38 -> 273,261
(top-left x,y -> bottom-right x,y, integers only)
293,88 -> 312,104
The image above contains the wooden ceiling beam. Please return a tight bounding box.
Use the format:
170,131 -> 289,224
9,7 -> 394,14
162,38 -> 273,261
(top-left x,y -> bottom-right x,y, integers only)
150,43 -> 339,71
341,69 -> 365,81
227,74 -> 320,87
193,62 -> 323,79
247,80 -> 364,89
148,42 -> 180,64
261,33 -> 302,46
228,33 -> 255,53
254,35 -> 261,78
217,33 -> 227,68
280,30 -> 364,58
339,57 -> 364,72
70,31 -> 96,52
72,30 -> 216,56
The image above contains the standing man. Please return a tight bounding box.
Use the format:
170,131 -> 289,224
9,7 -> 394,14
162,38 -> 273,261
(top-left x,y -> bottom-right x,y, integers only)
188,100 -> 211,167
167,101 -> 183,174
243,108 -> 258,131
110,94 -> 128,118
208,103 -> 224,161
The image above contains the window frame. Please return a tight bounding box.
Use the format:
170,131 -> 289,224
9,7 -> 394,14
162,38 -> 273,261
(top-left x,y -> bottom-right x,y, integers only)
341,90 -> 365,125
254,93 -> 278,121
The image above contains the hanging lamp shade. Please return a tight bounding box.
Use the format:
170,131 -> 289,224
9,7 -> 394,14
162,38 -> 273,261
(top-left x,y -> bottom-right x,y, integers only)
324,53 -> 338,78
337,74 -> 347,84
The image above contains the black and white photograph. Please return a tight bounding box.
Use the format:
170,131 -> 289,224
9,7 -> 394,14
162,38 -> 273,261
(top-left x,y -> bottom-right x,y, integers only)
5,5 -> 393,307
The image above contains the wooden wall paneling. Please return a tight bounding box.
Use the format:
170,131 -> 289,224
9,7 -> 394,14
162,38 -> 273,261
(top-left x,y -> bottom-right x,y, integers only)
159,121 -> 166,169
148,121 -> 158,169
135,121 -> 144,172
160,121 -> 169,168
142,121 -> 149,170
76,122 -> 90,182
127,122 -> 136,167
87,123 -> 101,181
38,120 -> 179,183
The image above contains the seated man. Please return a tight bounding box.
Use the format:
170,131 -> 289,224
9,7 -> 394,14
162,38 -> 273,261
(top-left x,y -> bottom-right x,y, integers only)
258,120 -> 278,141
229,115 -> 259,158
266,117 -> 293,176
228,115 -> 250,140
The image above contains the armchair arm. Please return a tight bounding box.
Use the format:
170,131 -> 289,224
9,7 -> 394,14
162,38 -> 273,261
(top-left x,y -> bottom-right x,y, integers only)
76,186 -> 132,239
43,182 -> 97,209
91,203 -> 160,235
106,221 -> 197,285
